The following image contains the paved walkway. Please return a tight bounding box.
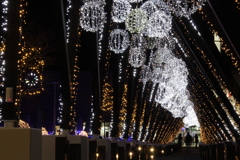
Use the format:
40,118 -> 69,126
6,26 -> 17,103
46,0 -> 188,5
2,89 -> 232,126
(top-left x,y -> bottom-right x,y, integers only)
157,147 -> 202,160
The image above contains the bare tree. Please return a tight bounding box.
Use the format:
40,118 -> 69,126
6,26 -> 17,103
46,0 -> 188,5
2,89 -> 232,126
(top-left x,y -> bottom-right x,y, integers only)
19,20 -> 58,98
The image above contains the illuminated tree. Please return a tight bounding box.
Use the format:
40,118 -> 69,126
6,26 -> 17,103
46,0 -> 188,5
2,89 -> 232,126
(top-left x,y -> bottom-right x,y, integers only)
18,21 -> 57,100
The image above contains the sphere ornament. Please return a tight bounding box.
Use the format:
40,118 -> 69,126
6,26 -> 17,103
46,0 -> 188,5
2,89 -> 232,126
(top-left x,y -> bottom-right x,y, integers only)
167,0 -> 206,18
112,0 -> 132,23
130,33 -> 146,50
155,33 -> 176,50
128,47 -> 146,68
150,68 -> 163,84
128,0 -> 143,3
146,10 -> 172,38
140,1 -> 157,19
25,72 -> 39,86
109,29 -> 130,54
150,0 -> 172,16
125,9 -> 147,33
146,37 -> 158,50
151,46 -> 172,69
80,1 -> 106,32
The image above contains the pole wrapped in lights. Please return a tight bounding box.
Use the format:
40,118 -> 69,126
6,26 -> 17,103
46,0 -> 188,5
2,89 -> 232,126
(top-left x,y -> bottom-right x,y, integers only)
140,65 -> 151,91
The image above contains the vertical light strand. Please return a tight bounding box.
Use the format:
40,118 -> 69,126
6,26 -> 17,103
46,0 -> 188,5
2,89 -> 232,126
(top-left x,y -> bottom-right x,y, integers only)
119,84 -> 128,137
15,0 -> 27,120
89,95 -> 94,136
57,88 -> 63,124
65,0 -> 72,43
69,55 -> 80,133
235,0 -> 240,10
0,0 -> 8,123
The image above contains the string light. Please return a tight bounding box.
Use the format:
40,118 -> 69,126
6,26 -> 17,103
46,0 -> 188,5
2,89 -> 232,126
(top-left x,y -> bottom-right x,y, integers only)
0,42 -> 6,123
65,0 -> 72,43
19,48 -> 44,95
125,8 -> 147,34
101,83 -> 113,112
80,1 -> 106,32
128,0 -> 143,3
112,0 -> 132,23
146,10 -> 172,38
109,29 -> 130,54
128,47 -> 146,68
119,84 -> 128,137
57,92 -> 63,124
5,0 -> 238,146
175,15 -> 240,133
1,0 -> 8,31
140,1 -> 157,20
166,0 -> 206,18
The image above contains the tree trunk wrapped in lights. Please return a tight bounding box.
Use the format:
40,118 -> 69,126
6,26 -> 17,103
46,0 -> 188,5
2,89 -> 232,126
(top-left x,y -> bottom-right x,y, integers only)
1,0 -> 20,124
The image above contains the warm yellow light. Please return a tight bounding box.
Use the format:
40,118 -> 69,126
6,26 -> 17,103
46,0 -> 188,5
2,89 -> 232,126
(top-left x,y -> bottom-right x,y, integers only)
161,150 -> 164,154
150,155 -> 154,159
138,146 -> 142,151
116,153 -> 119,159
96,153 -> 99,157
150,147 -> 154,152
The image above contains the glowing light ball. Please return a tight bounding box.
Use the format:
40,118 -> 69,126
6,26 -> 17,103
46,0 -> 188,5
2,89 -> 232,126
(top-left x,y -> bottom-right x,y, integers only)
109,29 -> 130,54
125,9 -> 147,33
80,1 -> 106,32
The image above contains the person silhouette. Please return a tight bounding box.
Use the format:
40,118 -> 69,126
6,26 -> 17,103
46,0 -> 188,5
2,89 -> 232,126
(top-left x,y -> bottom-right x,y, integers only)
177,134 -> 183,151
194,134 -> 199,147
185,132 -> 192,150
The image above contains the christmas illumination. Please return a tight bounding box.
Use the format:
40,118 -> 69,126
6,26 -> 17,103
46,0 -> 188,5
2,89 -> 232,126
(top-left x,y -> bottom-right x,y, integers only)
65,0 -> 72,43
109,29 -> 130,54
128,47 -> 146,68
80,1 -> 106,32
146,10 -> 172,38
0,0 -> 8,123
125,8 -> 147,33
140,1 -> 157,20
167,0 -> 206,18
112,0 -> 132,23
